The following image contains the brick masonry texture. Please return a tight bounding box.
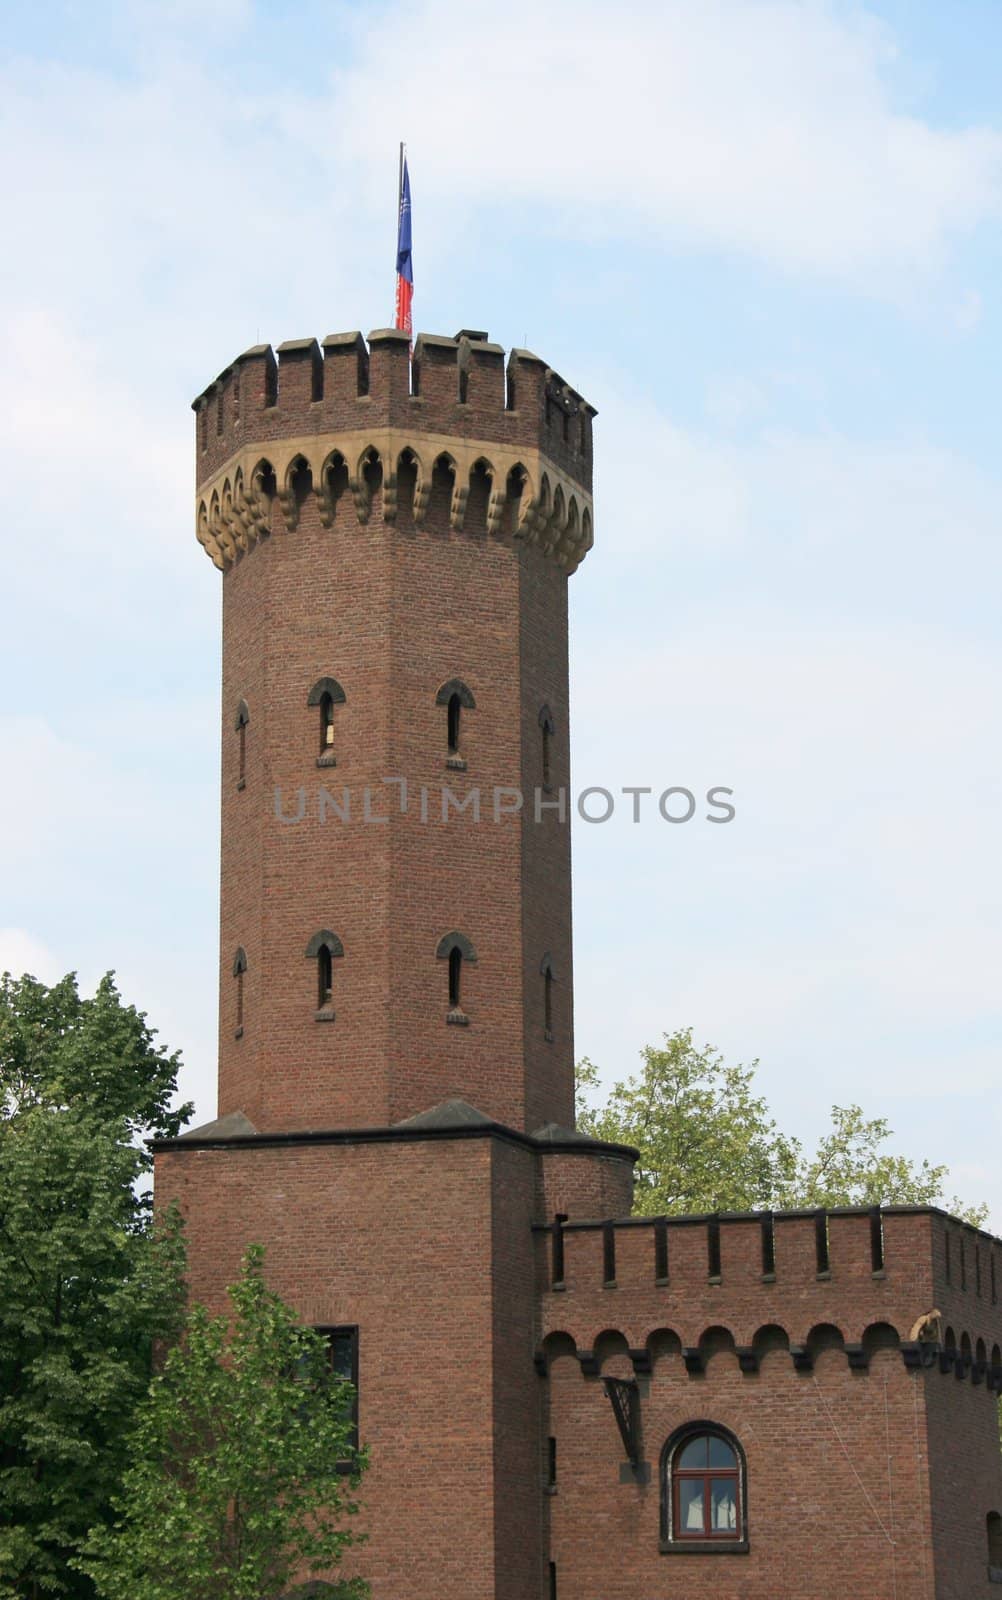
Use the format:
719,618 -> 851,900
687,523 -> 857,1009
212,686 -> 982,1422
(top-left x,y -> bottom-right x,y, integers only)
154,327 -> 1002,1599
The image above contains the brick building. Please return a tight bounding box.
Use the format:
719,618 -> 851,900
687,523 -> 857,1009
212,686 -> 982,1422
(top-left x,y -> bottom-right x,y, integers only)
154,326 -> 1002,1598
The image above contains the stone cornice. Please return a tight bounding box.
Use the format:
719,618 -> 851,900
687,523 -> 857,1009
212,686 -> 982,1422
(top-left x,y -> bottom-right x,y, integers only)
195,427 -> 594,575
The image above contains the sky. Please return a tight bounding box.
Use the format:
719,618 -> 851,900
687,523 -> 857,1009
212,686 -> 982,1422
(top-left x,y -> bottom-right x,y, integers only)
1,0 -> 1000,1220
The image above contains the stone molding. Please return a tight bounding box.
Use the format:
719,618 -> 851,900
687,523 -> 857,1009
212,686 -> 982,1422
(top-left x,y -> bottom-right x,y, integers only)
194,427 -> 594,575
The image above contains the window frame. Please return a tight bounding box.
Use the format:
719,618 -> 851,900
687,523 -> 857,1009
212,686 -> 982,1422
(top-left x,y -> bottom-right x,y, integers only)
314,1323 -> 360,1469
660,1422 -> 748,1555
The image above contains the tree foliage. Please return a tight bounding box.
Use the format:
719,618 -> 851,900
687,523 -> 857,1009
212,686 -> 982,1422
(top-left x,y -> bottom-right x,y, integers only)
0,972 -> 188,1144
78,1248 -> 368,1600
0,972 -> 190,1599
577,1028 -> 987,1224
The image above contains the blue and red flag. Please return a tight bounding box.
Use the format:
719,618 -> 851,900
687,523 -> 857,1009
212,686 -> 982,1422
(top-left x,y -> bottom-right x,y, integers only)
395,152 -> 413,338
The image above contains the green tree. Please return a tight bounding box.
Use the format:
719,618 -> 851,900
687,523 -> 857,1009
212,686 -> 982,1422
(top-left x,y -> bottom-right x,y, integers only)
78,1248 -> 368,1600
0,972 -> 190,1599
0,972 -> 187,1141
577,1028 -> 987,1223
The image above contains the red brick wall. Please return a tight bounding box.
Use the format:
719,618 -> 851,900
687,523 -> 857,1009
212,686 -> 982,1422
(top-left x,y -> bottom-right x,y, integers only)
534,1207 -> 1002,1598
154,1124 -> 640,1599
547,1342 -> 938,1600
156,1134 -> 504,1599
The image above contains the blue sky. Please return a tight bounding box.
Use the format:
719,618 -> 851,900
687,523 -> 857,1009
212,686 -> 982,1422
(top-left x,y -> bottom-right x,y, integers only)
1,0 -> 1000,1218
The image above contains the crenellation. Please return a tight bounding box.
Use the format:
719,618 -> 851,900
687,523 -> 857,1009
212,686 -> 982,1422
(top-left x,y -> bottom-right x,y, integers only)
320,330 -> 370,412
276,337 -> 323,410
411,332 -> 460,411
366,328 -> 411,423
773,1211 -> 819,1280
192,330 -> 595,499
459,334 -> 506,411
718,1215 -> 765,1290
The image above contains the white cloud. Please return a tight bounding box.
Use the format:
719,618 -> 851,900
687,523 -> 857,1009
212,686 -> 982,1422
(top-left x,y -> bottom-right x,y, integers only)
0,929 -> 61,983
327,0 -> 1002,288
564,394 -> 1002,1221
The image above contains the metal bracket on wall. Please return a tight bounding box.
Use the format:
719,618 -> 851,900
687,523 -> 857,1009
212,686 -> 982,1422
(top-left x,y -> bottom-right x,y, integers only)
603,1375 -> 641,1467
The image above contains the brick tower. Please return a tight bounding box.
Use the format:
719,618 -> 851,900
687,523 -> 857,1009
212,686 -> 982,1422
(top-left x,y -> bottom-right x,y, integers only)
155,327 -> 634,1600
155,324 -> 1002,1600
199,327 -> 592,1137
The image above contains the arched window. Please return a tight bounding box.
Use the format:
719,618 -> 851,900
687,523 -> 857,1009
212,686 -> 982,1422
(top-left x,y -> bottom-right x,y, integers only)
661,1424 -> 747,1553
539,705 -> 556,789
305,931 -> 344,1019
234,700 -> 250,788
436,931 -> 477,1025
307,678 -> 347,766
232,947 -> 247,1037
435,679 -> 475,769
540,953 -> 555,1042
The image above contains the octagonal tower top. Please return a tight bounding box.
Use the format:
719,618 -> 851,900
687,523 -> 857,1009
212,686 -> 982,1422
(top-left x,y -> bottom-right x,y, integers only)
192,328 -> 596,575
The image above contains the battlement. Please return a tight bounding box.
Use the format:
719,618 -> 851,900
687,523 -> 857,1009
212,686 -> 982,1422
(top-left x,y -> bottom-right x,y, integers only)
192,328 -> 595,493
536,1206 -> 1002,1388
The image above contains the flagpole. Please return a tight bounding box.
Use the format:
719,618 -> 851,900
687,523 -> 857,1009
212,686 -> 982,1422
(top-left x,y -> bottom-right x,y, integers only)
396,142 -> 404,321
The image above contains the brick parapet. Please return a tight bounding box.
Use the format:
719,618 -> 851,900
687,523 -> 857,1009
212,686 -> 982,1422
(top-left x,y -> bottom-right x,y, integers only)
537,1207 -> 1002,1370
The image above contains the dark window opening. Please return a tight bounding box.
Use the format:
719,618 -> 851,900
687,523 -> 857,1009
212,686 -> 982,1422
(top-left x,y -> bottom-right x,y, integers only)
870,1208 -> 885,1273
436,930 -> 476,1022
815,1211 -> 830,1275
232,948 -> 247,1036
315,1325 -> 359,1464
655,1218 -> 669,1283
320,692 -> 336,754
318,944 -> 333,1009
548,1561 -> 557,1600
448,945 -> 462,1009
547,1436 -> 557,1488
234,701 -> 250,787
988,1511 -> 1002,1576
603,1222 -> 616,1285
707,1218 -> 722,1280
760,1213 -> 776,1276
447,693 -> 462,754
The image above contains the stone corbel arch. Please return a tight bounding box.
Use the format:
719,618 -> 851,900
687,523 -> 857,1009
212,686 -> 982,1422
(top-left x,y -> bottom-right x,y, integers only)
435,679 -> 476,710
436,931 -> 478,962
315,450 -> 348,529
307,677 -> 347,708
304,930 -> 345,960
349,445 -> 382,526
277,455 -> 312,532
194,433 -> 593,571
